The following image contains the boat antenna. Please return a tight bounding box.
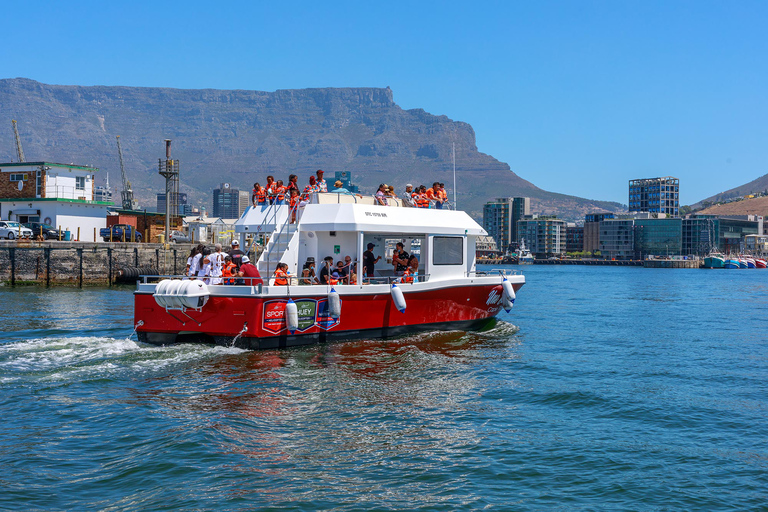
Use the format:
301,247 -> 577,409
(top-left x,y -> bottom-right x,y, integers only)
452,142 -> 456,207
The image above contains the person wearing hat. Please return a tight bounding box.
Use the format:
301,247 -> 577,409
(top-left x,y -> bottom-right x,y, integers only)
402,184 -> 415,207
316,169 -> 327,192
237,254 -> 263,286
330,180 -> 350,194
363,242 -> 381,279
230,239 -> 244,270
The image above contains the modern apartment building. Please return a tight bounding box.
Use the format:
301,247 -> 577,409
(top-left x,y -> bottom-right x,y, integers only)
584,212 -> 615,253
482,197 -> 530,253
212,183 -> 249,219
599,218 -> 636,259
517,217 -> 567,258
565,223 -> 584,253
628,177 -> 680,216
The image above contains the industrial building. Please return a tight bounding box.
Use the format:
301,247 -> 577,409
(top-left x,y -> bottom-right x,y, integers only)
628,177 -> 680,216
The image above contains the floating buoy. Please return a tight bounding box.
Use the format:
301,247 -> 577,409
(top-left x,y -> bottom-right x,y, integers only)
502,277 -> 515,303
503,293 -> 514,312
391,283 -> 406,313
328,287 -> 342,319
285,299 -> 299,334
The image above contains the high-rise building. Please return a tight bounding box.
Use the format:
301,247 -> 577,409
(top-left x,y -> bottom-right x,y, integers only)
584,212 -> 614,253
565,223 -> 584,253
482,197 -> 530,253
212,183 -> 249,219
599,218 -> 636,259
628,177 -> 680,216
517,217 -> 567,258
157,192 -> 188,216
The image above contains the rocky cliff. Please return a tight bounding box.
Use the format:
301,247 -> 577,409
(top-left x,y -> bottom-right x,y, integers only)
0,78 -> 622,220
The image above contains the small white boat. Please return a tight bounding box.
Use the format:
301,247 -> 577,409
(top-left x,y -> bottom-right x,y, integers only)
518,239 -> 534,264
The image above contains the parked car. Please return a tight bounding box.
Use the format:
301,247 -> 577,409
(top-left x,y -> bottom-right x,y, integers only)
169,230 -> 191,243
23,222 -> 62,240
0,221 -> 33,240
100,224 -> 143,242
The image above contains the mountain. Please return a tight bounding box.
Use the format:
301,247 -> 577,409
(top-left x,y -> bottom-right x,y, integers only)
693,173 -> 768,209
0,78 -> 623,220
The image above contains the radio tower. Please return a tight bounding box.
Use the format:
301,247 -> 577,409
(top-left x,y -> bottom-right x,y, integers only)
158,140 -> 179,243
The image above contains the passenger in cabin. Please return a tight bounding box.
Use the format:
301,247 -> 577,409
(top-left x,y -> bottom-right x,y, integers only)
329,272 -> 341,286
304,258 -> 319,284
273,262 -> 289,286
375,184 -> 388,206
289,189 -> 300,223
363,243 -> 381,279
349,272 -> 357,285
336,261 -> 348,283
400,255 -> 420,283
319,256 -> 334,285
341,255 -> 354,278
392,242 -> 409,273
402,184 -> 415,207
316,170 -> 328,192
237,255 -> 263,286
299,268 -> 312,285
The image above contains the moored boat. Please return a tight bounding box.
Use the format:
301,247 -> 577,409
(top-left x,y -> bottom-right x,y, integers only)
738,258 -> 749,269
745,256 -> 756,269
724,258 -> 741,269
755,258 -> 767,269
703,252 -> 725,269
518,239 -> 534,264
134,193 -> 525,349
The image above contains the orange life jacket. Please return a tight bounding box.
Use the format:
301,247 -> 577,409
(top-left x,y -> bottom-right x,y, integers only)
254,187 -> 267,204
414,193 -> 429,208
329,276 -> 339,286
439,189 -> 448,201
426,188 -> 437,200
222,262 -> 237,284
289,195 -> 299,210
400,268 -> 414,283
274,269 -> 288,286
275,186 -> 287,201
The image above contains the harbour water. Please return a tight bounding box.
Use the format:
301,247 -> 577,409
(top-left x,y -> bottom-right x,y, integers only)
1,265 -> 767,510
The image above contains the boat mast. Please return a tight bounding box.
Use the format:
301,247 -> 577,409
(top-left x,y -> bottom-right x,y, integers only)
452,142 -> 456,207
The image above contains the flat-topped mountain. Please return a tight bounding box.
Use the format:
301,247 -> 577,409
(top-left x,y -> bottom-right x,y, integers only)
0,78 -> 623,220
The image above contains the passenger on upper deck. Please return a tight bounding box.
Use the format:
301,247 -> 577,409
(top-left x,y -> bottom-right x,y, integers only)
330,180 -> 350,194
287,174 -> 300,195
302,176 -> 317,201
402,184 -> 415,207
265,176 -> 277,204
252,183 -> 267,207
426,182 -> 442,209
274,180 -> 287,205
316,170 -> 328,192
439,183 -> 448,205
289,189 -> 300,223
375,184 -> 388,206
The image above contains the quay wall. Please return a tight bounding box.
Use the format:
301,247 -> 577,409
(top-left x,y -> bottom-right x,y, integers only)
0,241 -> 200,287
643,259 -> 702,269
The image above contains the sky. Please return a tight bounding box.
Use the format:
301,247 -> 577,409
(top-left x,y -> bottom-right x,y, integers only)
3,0 -> 767,205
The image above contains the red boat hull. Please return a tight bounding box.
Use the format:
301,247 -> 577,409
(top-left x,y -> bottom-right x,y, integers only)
134,282 -> 520,349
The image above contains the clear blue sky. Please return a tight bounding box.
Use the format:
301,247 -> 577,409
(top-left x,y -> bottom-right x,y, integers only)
4,0 -> 767,205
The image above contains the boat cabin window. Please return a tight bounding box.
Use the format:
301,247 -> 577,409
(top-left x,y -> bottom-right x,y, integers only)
432,236 -> 464,265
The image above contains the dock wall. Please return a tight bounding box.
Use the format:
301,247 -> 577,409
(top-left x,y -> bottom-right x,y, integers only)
0,241 -> 198,287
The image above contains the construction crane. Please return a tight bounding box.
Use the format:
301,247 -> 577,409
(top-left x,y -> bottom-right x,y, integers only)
116,135 -> 137,210
11,120 -> 25,162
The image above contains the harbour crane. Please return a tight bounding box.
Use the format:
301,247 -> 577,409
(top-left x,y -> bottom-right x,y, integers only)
116,135 -> 137,210
11,120 -> 25,162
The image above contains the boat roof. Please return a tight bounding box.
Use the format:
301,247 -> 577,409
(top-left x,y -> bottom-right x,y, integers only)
236,202 -> 487,236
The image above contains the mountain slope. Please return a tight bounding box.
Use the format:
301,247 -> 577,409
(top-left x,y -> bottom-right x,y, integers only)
693,172 -> 768,209
0,78 -> 623,220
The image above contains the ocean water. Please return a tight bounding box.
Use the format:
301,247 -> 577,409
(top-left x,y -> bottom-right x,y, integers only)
1,265 -> 767,511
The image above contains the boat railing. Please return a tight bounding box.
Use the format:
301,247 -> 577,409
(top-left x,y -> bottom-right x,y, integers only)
136,274 -> 264,291
361,274 -> 430,285
466,269 -> 521,277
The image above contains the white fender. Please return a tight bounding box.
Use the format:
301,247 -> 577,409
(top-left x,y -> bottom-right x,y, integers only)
503,293 -> 514,312
179,280 -> 210,309
391,283 -> 406,313
328,287 -> 342,319
285,299 -> 299,334
502,277 -> 516,303
154,279 -> 171,308
164,280 -> 184,309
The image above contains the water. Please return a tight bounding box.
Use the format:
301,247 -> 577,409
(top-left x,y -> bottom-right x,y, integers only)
1,266 -> 767,510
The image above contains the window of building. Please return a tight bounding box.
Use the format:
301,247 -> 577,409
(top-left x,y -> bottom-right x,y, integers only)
10,173 -> 27,182
76,176 -> 85,190
433,236 -> 463,265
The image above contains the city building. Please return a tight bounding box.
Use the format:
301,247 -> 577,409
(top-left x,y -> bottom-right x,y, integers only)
483,197 -> 530,253
212,183 -> 249,219
157,192 -> 188,216
599,218 -> 636,259
565,223 -> 584,253
94,173 -> 113,203
475,235 -> 500,258
634,218 -> 682,258
584,212 -> 614,253
517,217 -> 567,258
744,234 -> 768,258
629,177 -> 680,216
334,171 -> 359,194
681,217 -> 719,256
0,161 -> 110,241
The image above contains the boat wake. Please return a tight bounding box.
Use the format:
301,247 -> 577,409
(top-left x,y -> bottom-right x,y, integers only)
0,334 -> 246,384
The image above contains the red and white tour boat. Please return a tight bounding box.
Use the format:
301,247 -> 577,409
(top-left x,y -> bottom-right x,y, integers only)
134,193 -> 525,349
